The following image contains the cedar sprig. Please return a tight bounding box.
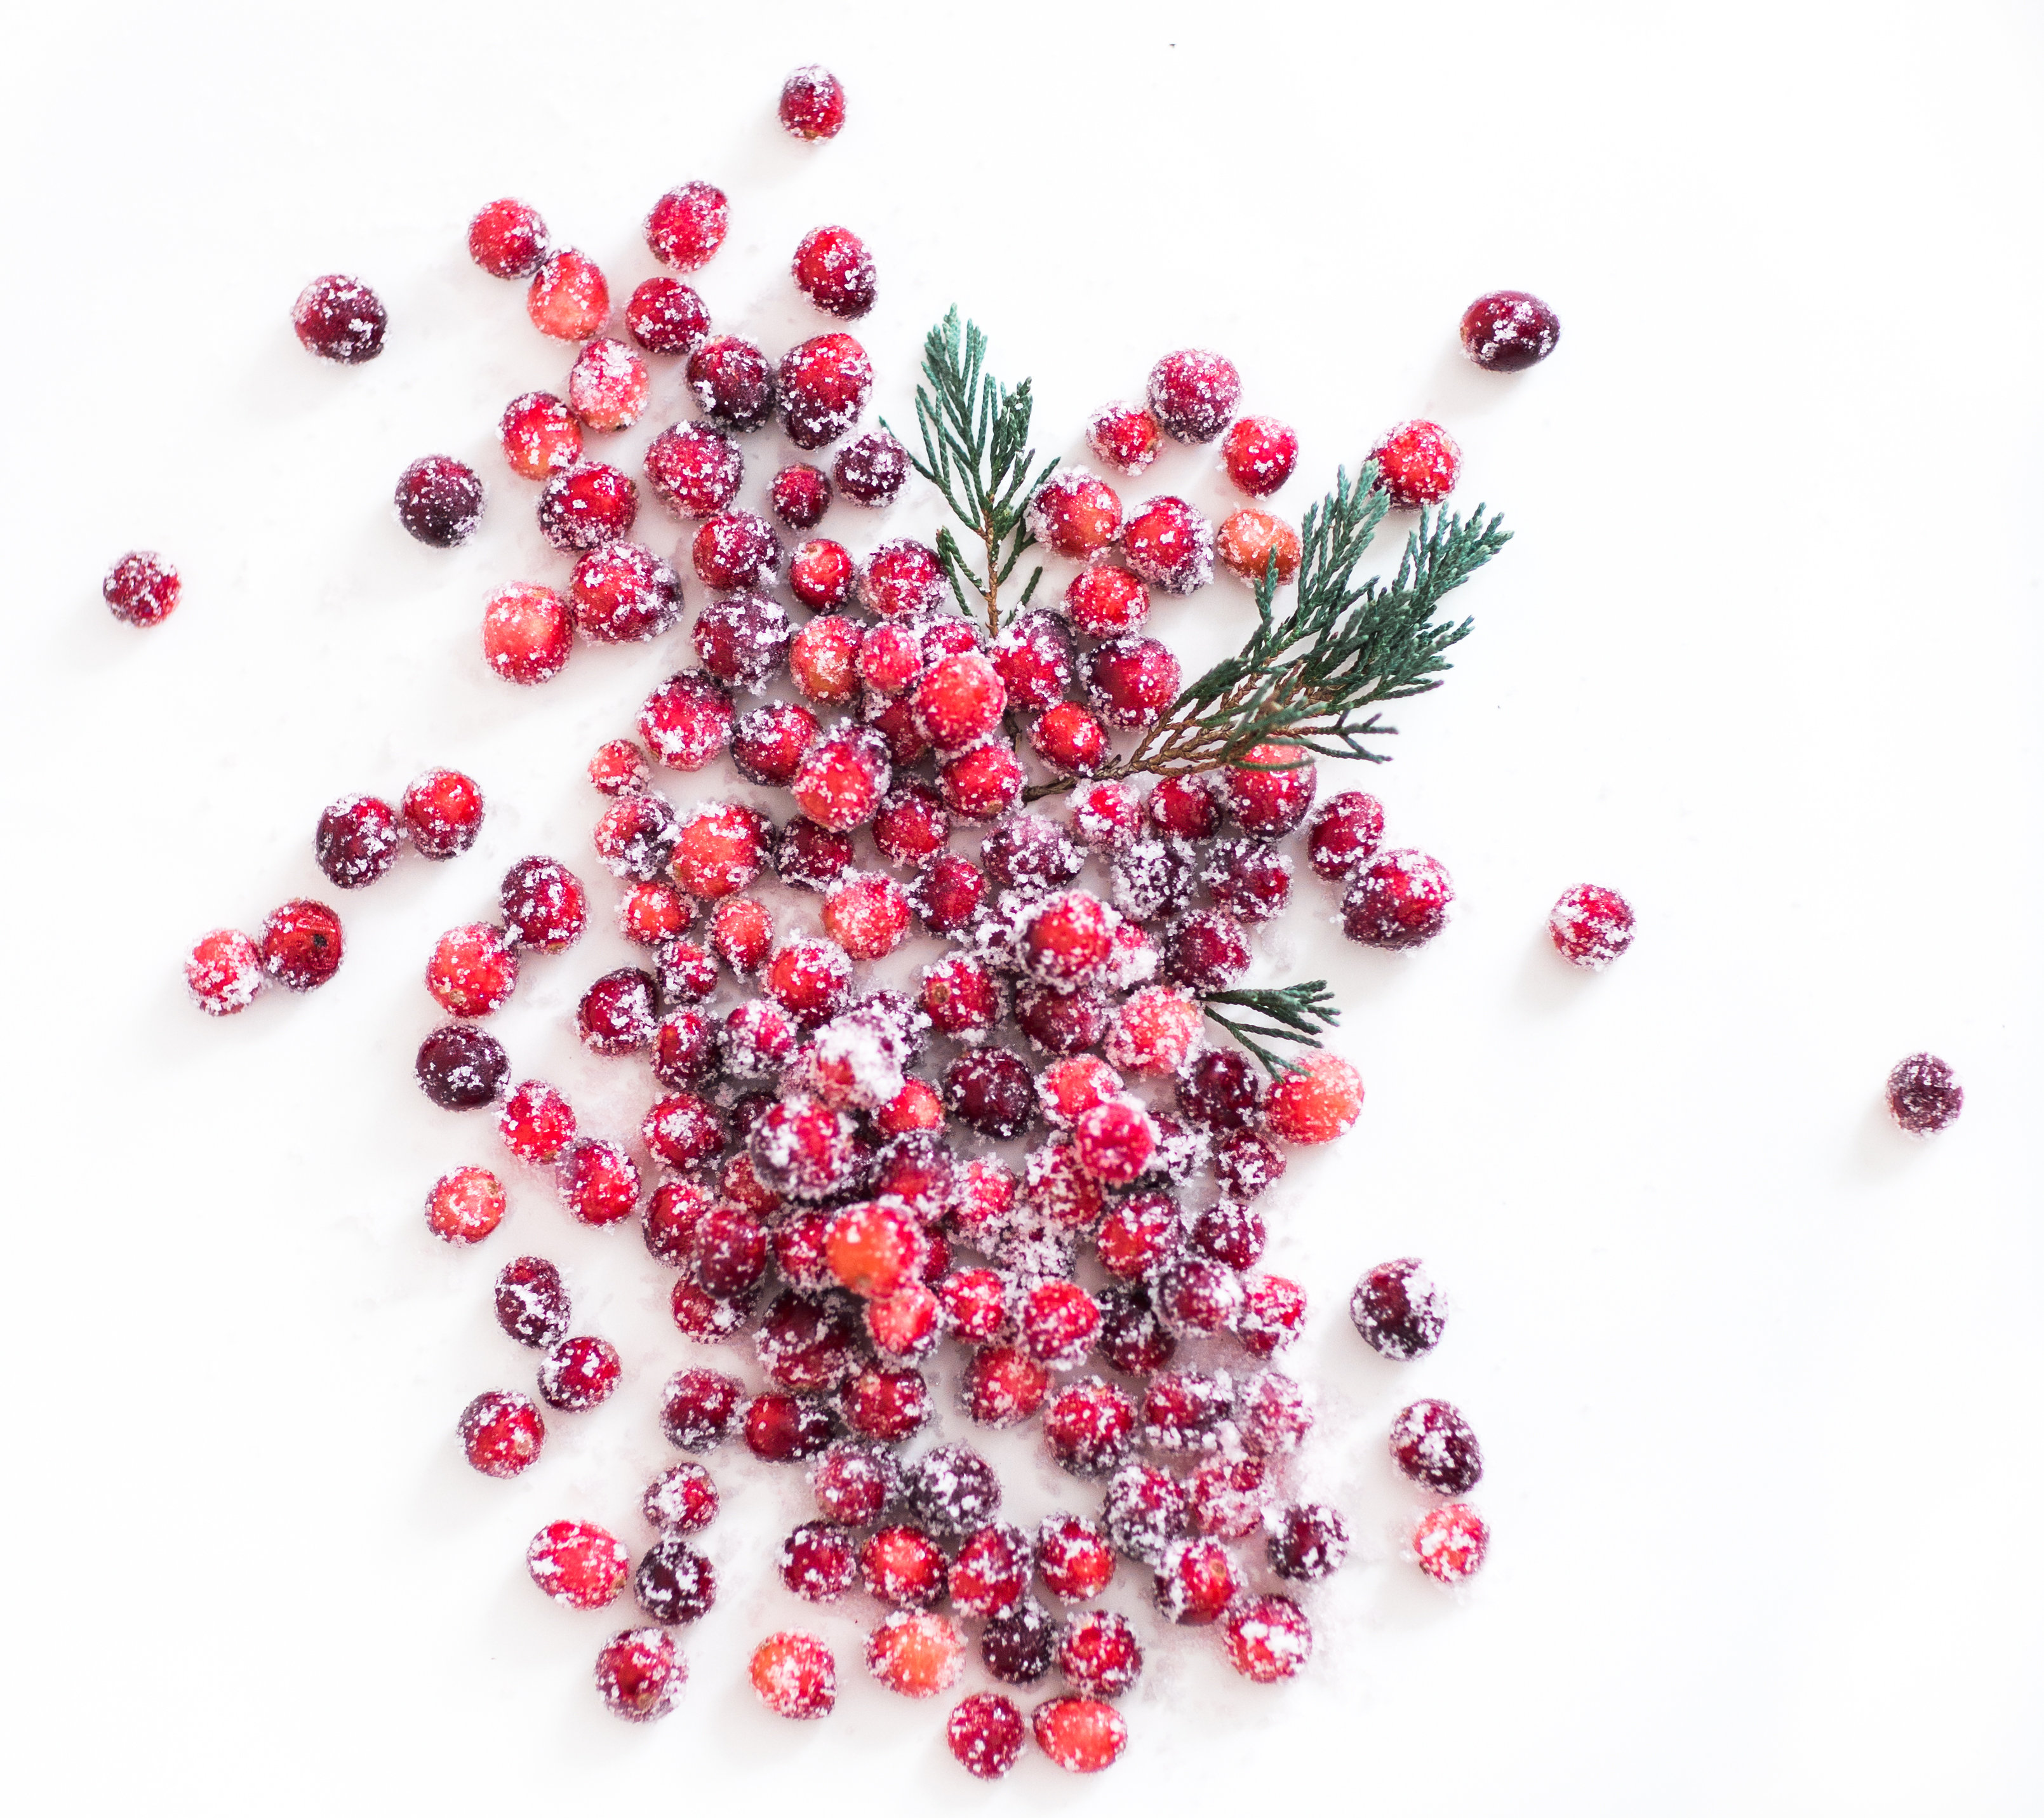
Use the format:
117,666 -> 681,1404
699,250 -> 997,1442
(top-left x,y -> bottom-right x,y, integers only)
1201,981 -> 1342,1078
888,309 -> 1058,639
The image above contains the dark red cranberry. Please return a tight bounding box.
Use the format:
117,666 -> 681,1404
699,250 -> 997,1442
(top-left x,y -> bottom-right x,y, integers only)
1306,790 -> 1386,879
1156,1259 -> 1243,1337
1205,837 -> 1293,923
415,1023 -> 508,1109
645,422 -> 744,519
537,461 -> 638,552
497,855 -> 587,952
1175,1049 -> 1263,1133
1461,290 -> 1561,370
694,591 -> 791,692
573,967 -> 657,1055
593,1627 -> 681,1721
494,1255 -> 569,1347
745,1392 -> 839,1463
646,181 -> 728,271
730,702 -> 817,788
1044,1377 -> 1137,1478
641,1176 -> 709,1266
1095,1287 -> 1178,1377
539,1333 -> 622,1410
942,1049 -> 1037,1140
1351,1257 -> 1446,1359
1268,1502 -> 1350,1581
1012,982 -> 1109,1057
1109,838 -> 1199,921
593,792 -> 679,882
458,1389 -> 543,1477
1549,883 -> 1636,969
1344,849 -> 1453,948
1887,1053 -> 1964,1133
778,333 -> 871,450
640,671 -> 737,773
468,197 -> 548,277
1163,910 -> 1251,993
1147,349 -> 1239,442
313,795 -> 399,890
686,335 -> 777,432
1102,1463 -> 1189,1562
291,274 -> 385,363
102,551 -> 180,627
778,1520 -> 859,1603
792,224 -> 875,319
394,456 -> 483,547
979,1604 -> 1057,1685
625,276 -> 711,356
834,430 -> 908,506
399,768 -> 484,859
779,65 -> 847,140
1059,1610 -> 1143,1697
634,1535 -> 716,1625
1086,635 -> 1183,727
756,1290 -> 865,1391
982,813 -> 1084,895
1189,1200 -> 1265,1269
1389,1398 -> 1485,1494
908,854 -> 987,934
526,249 -> 608,340
660,1367 -> 745,1452
769,463 -> 831,529
904,1442 -> 1001,1538
260,899 -> 343,989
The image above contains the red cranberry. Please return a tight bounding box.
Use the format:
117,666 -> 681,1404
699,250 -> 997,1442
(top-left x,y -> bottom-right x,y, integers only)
980,1603 -> 1059,1685
750,1633 -> 837,1720
938,740 -> 1025,822
669,1278 -> 752,1343
1351,1257 -> 1446,1359
260,899 -> 343,990
982,816 -> 1083,897
424,1166 -> 504,1245
468,198 -> 548,278
635,1535 -> 716,1625
787,615 -> 858,705
394,455 -> 483,547
526,249 -> 609,340
1027,469 -> 1123,558
669,801 -> 770,901
1461,290 -> 1561,370
765,817 -> 849,894
1549,883 -> 1636,969
791,727 -> 890,832
1037,1514 -> 1115,1600
619,880 -> 690,945
1018,1280 -> 1102,1367
778,332 -> 872,450
570,542 -> 681,645
1414,1501 -> 1490,1583
1260,1050 -> 1362,1146
1210,505 -> 1296,582
768,463 -> 831,530
1268,1502 -> 1349,1582
458,1389 -> 543,1477
779,65 -> 847,140
399,768 -> 484,859
779,1521 -> 859,1603
415,1024 -> 508,1109
567,337 -> 649,431
1221,1593 -> 1313,1682
1092,1194 -> 1179,1281
643,1461 -> 719,1534
1086,403 -> 1161,474
1174,1048 -> 1262,1134
1162,910 -> 1250,993
1147,349 -> 1239,442
645,422 -> 743,519
948,1692 -> 1025,1779
1236,1368 -> 1314,1457
1109,838 -> 1197,921
762,937 -> 855,1029
570,968 -> 654,1056
1189,1200 -> 1265,1270
1239,1273 -> 1307,1358
872,782 -> 948,868
592,794 -> 679,883
537,460 -> 638,551
1086,635 -> 1182,728
697,592 -> 792,694
646,181 -> 728,272
1371,418 -> 1461,508
1032,1697 -> 1128,1773
1064,566 -> 1148,641
1187,1455 -> 1268,1539
1219,742 -> 1316,835
878,1078 -> 944,1136
498,855 -> 587,952
866,1612 -> 966,1699
539,1332 -> 622,1408
1888,1053 -> 1964,1133
1141,1367 -> 1236,1453
904,1441 -> 1001,1538
639,672 -> 737,773
1071,780 -> 1142,852
792,224 -> 875,319
942,1049 -> 1037,1139
756,1290 -> 865,1391
425,922 -> 519,1018
642,1176 -> 710,1266
1146,775 -> 1220,840
745,1392 -> 838,1463
1220,415 -> 1299,496
1389,1398 -> 1484,1494
292,274 -> 385,363
686,335 -> 777,432
705,895 -> 772,973
1060,1609 -> 1143,1697
102,551 -> 180,627
1154,1257 -> 1243,1339
841,1363 -> 933,1441
810,1440 -> 900,1525
527,1519 -> 628,1610
1120,495 -> 1214,593
498,391 -> 582,479
313,795 -> 400,890
692,510 -> 782,591
862,1524 -> 949,1608
494,1255 -> 570,1347
1344,849 -> 1453,948
1306,790 -> 1386,879
625,277 -> 711,356
958,1344 -> 1048,1429
497,1079 -> 576,1163
481,582 -> 573,683
594,1628 -> 681,1721
909,854 -> 987,934
1044,1377 -> 1137,1478
860,538 -> 945,617
834,429 -> 909,505
1199,838 -> 1288,925
660,1367 -> 745,1452
641,1091 -> 726,1172
1103,987 -> 1203,1079
727,702 -> 815,789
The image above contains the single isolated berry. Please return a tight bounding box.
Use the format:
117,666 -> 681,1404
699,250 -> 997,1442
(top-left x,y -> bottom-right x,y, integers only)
457,1389 -> 543,1478
415,1023 -> 509,1110
780,65 -> 847,140
1351,1257 -> 1446,1360
1262,1049 -> 1363,1146
751,1633 -> 838,1720
495,1255 -> 569,1346
291,274 -> 385,363
1549,883 -> 1636,969
482,584 -> 572,684
1460,290 -> 1561,371
643,1462 -> 719,1534
467,198 -> 549,279
594,1627 -> 682,1723
1413,1501 -> 1490,1583
102,551 -> 180,627
527,1520 -> 629,1610
1389,1398 -> 1485,1495
1267,1502 -> 1350,1582
394,456 -> 483,547
1887,1052 -> 1963,1134
1370,418 -> 1462,509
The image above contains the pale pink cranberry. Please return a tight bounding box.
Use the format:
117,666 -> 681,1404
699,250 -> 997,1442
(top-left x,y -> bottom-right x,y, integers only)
468,198 -> 548,278
1413,1501 -> 1490,1582
482,583 -> 572,684
1121,495 -> 1214,592
526,250 -> 608,341
1371,419 -> 1462,507
185,929 -> 264,1015
624,277 -> 711,356
498,391 -> 582,479
778,333 -> 872,449
571,542 -> 684,643
1087,403 -> 1161,474
646,182 -> 728,271
1549,883 -> 1636,968
594,1627 -> 682,1721
686,335 -> 777,432
1147,349 -> 1239,441
102,551 -> 180,626
292,274 -> 385,363
779,65 -> 847,140
1217,509 -> 1302,585
645,422 -> 744,518
792,224 -> 875,319
1027,469 -> 1122,558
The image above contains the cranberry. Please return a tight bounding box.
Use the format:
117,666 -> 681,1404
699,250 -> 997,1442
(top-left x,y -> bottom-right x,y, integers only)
398,768 -> 484,859
1174,1048 -> 1262,1134
810,1440 -> 900,1525
1414,1501 -> 1490,1583
904,1441 -> 1001,1538
1145,775 -> 1219,840
102,551 -> 180,627
989,610 -> 1074,708
1024,1138 -> 1107,1233
1093,1194 -> 1180,1282
1239,1273 -> 1307,1358
1350,1257 -> 1447,1360
792,727 -> 890,832
765,817 -> 848,894
761,938 -> 854,1029
859,1524 -> 947,1608
1072,779 -> 1143,851
1267,1502 -> 1349,1582
312,795 -> 399,890
778,332 -> 872,449
909,854 -> 987,933
1121,495 -> 1214,593
468,198 -> 548,279
791,224 -> 875,320
666,801 -> 768,900
745,1392 -> 838,1462
1221,1593 -> 1313,1683
751,1633 -> 838,1720
493,1255 -> 569,1347
1015,1280 -> 1100,1367
592,794 -> 679,883
1141,1367 -> 1235,1453
860,538 -> 945,617
953,1344 -> 1043,1429
779,65 -> 847,140
415,1024 -> 508,1109
645,422 -> 743,519
643,1177 -> 710,1267
942,1049 -> 1036,1140
867,783 -> 945,870
498,855 -> 587,952
729,702 -> 817,789
641,1091 -> 727,1171
539,1332 -> 622,1408
773,1522 -> 857,1603
1187,1456 -> 1267,1539
1389,1398 -> 1485,1494
644,1461 -> 719,1533
1086,635 -> 1183,729
624,277 -> 711,356
526,249 -> 609,342
537,460 -> 638,552
1044,1377 -> 1137,1478
938,740 -> 1026,822
594,1628 -> 681,1721
878,1078 -> 945,1135
686,334 -> 777,432
834,429 -> 910,505
707,895 -> 773,973
1203,838 -> 1292,925
1086,403 -> 1161,474
1062,569 -> 1147,645
291,274 -> 385,363
980,1603 -> 1059,1685
458,1389 -> 543,1478
424,1166 -> 504,1245
841,1363 -> 933,1441
756,1289 -> 865,1391
646,181 -> 728,272
498,391 -> 582,479
527,1519 -> 628,1610
1371,418 -> 1462,509
259,899 -> 343,990
1306,790 -> 1386,879
1220,414 -> 1299,496
618,881 -> 690,946
425,923 -> 519,1018
1036,1514 -> 1115,1601
866,1612 -> 966,1699
658,1367 -> 744,1452
1162,910 -> 1250,993
768,463 -> 831,530
669,1279 -> 752,1343
907,652 -> 1001,750
1344,849 -> 1452,948
393,455 -> 484,547
639,672 -> 736,773
497,1079 -> 576,1163
1189,1200 -> 1265,1270
1215,744 -> 1314,837
1059,1610 -> 1142,1698
1147,349 -> 1239,442
1032,1697 -> 1128,1773
692,511 -> 782,592
1027,469 -> 1123,558
635,1535 -> 716,1625
947,1693 -> 1025,1779
1102,987 -> 1202,1079
481,582 -> 573,683
1461,290 -> 1561,370
1549,883 -> 1636,969
1257,1049 -> 1360,1146
1110,838 -> 1198,922
567,338 -> 650,431
1887,1053 -> 1964,1133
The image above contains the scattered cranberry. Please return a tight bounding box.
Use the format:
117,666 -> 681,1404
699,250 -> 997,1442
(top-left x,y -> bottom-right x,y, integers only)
594,1627 -> 682,1722
312,795 -> 400,890
260,899 -> 344,991
1162,910 -> 1250,993
1887,1053 -> 1964,1133
1306,790 -> 1386,879
1033,1696 -> 1128,1773
537,460 -> 638,552
1060,1610 -> 1143,1697
751,1632 -> 838,1720
527,1519 -> 628,1610
860,539 -> 945,617
399,768 -> 484,859
1344,849 -> 1453,948
1121,495 -> 1214,594
861,1523 -> 949,1608
526,249 -> 609,342
1086,636 -> 1183,728
394,455 -> 484,547
1549,883 -> 1636,969
1413,1501 -> 1490,1583
1087,403 -> 1161,474
686,334 -> 777,432
1461,290 -> 1560,370
745,1392 -> 838,1462
779,65 -> 847,140
481,582 -> 572,684
415,1023 -> 509,1109
1268,1502 -> 1349,1582
498,855 -> 588,952
1370,419 -> 1461,509
1027,469 -> 1123,558
424,1166 -> 504,1245
1147,349 -> 1239,442
468,198 -> 549,278
645,422 -> 744,519
1187,1455 -> 1267,1539
1259,1049 -> 1362,1146
791,728 -> 890,832
498,392 -> 582,479
778,332 -> 872,449
1220,415 -> 1299,496
792,224 -> 875,319
1216,508 -> 1302,585
1072,779 -> 1143,851
619,880 -> 690,945
777,1520 -> 858,1603
937,740 -> 1025,822
980,1603 -> 1059,1685
810,1440 -> 900,1525
768,464 -> 831,531
1175,1048 -> 1263,1134
834,429 -> 910,506
865,1612 -> 966,1699
1389,1398 -> 1485,1495
635,1534 -> 716,1625
102,551 -> 180,627
458,1389 -> 544,1477
624,276 -> 711,356
691,509 -> 782,591
659,1367 -> 744,1453
539,1332 -> 622,1409
1350,1257 -> 1446,1360
1217,743 -> 1316,838
909,854 -> 987,934
1221,1593 -> 1313,1683
497,1079 -> 576,1164
644,1461 -> 719,1534
1103,986 -> 1203,1079
425,922 -> 519,1018
904,1441 -> 1001,1538
947,1692 -> 1025,1779
1063,566 -> 1148,642
646,181 -> 728,272
1103,1464 -> 1189,1563
1037,1514 -> 1116,1600
292,274 -> 385,363
494,1255 -> 569,1347
841,1363 -> 934,1441
639,672 -> 736,773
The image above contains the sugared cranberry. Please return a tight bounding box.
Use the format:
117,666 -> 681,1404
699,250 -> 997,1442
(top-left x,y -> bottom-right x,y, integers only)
1092,1194 -> 1179,1281
1370,418 -> 1461,508
1119,495 -> 1214,594
292,274 -> 385,363
102,551 -> 180,627
458,1389 -> 543,1477
908,853 -> 987,934
792,224 -> 875,320
809,1440 -> 900,1527
481,582 -> 572,684
641,1091 -> 727,1172
594,1628 -> 681,1722
1147,349 -> 1239,442
1344,849 -> 1452,948
639,672 -> 736,773
592,793 -> 679,883
660,1367 -> 745,1452
526,249 -> 608,342
643,1177 -> 710,1267
646,181 -> 728,272
1239,1273 -> 1307,1358
1162,910 -> 1250,993
1059,1610 -> 1142,1699
1043,1377 -> 1137,1478
1146,775 -> 1220,840
1103,986 -> 1203,1079
841,1363 -> 933,1442
937,740 -> 1025,822
527,1519 -> 629,1610
725,704 -> 815,790
497,1079 -> 576,1163
1086,636 -> 1183,730
1218,743 -> 1316,835
1060,570 -> 1145,646
1037,1514 -> 1116,1600
1202,838 -> 1290,925
1414,1501 -> 1490,1583
695,592 -> 790,694
1267,1502 -> 1349,1582
468,198 -> 548,279
1235,1368 -> 1313,1457
703,895 -> 771,975
644,1461 -> 719,1534
260,899 -> 344,990
313,795 -> 400,890
947,1692 -> 1025,1779
424,1166 -> 504,1245
750,1633 -> 838,1720
686,335 -> 777,432
745,1392 -> 838,1462
1887,1053 -> 1964,1133
1549,883 -> 1636,969
1016,1280 -> 1101,1367
1188,1200 -> 1266,1271
1108,839 -> 1196,923
866,1612 -> 965,1699
1071,779 -> 1143,852
862,1523 -> 949,1608
756,1290 -> 866,1393
570,968 -> 655,1056
861,539 -> 946,617
1187,1455 -> 1267,1539
618,881 -> 690,946
1087,403 -> 1161,475
980,1603 -> 1059,1685
635,1535 -> 716,1626
669,1278 -> 752,1343
1351,1257 -> 1446,1360
1033,1697 -> 1128,1773
498,855 -> 587,952
1154,1258 -> 1243,1339
399,768 -> 484,859
539,1332 -> 622,1408
990,611 -> 1074,711
767,464 -> 831,532
537,460 -> 638,552
1027,469 -> 1123,558
792,727 -> 890,832
1260,1049 -> 1363,1146
645,422 -> 744,519
834,429 -> 909,506
1221,1593 -> 1313,1682
957,1344 -> 1047,1429
909,651 -> 1004,750
394,455 -> 483,547
878,1078 -> 945,1136
624,277 -> 711,356
1461,290 -> 1561,371
1389,1398 -> 1484,1495
941,1048 -> 1036,1140
498,391 -> 582,479
778,1521 -> 860,1603
1141,1367 -> 1236,1453
778,332 -> 872,449
1306,791 -> 1386,879
1220,415 -> 1299,496
904,1441 -> 1001,1539
494,1255 -> 570,1347
1174,1048 -> 1263,1135
415,1023 -> 508,1109
425,922 -> 519,1018
692,511 -> 782,592
667,801 -> 770,900
567,338 -> 650,431
779,65 -> 847,140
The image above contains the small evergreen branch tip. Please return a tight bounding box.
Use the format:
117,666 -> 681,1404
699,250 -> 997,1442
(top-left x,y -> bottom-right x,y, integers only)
885,309 -> 1056,639
1201,981 -> 1342,1078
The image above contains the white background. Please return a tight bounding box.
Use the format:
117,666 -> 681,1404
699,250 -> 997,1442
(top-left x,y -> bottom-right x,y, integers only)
3,1 -> 2040,1812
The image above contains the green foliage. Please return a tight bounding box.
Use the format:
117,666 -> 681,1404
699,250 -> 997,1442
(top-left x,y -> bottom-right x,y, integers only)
1201,981 -> 1343,1078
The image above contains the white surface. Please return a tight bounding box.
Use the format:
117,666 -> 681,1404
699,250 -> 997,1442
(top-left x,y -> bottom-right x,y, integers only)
3,1 -> 2041,1812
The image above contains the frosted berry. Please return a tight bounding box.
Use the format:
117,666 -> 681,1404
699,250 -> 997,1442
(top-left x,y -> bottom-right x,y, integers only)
498,391 -> 581,480
904,1442 -> 1001,1538
810,1440 -> 900,1525
424,1166 -> 504,1245
1097,1292 -> 1177,1379
394,456 -> 483,547
792,728 -> 890,831
1044,1377 -> 1137,1478
860,538 -> 945,617
841,1363 -> 933,1442
1175,1048 -> 1263,1133
909,854 -> 987,933
751,1633 -> 837,1720
1147,349 -> 1239,442
635,1535 -> 716,1625
1887,1053 -> 1963,1133
1190,1200 -> 1265,1270
260,899 -> 343,990
732,702 -> 818,788
865,1612 -> 965,1699
1037,1514 -> 1115,1601
1370,419 -> 1461,509
1033,1696 -> 1128,1773
834,429 -> 909,506
1072,779 -> 1143,851
1095,1193 -> 1182,1281
1155,1537 -> 1239,1624
1460,290 -> 1561,371
912,652 -> 1005,749
768,463 -> 831,530
425,922 -> 519,1018
645,422 -> 743,519
468,198 -> 548,279
778,333 -> 872,449
1027,469 -> 1123,558
1058,1611 -> 1142,1700
1267,1502 -> 1349,1582
792,224 -> 875,319
292,274 -> 385,363
1221,415 -> 1299,496
497,1079 -> 575,1163
1072,1099 -> 1158,1184
494,1255 -> 569,1346
567,338 -> 650,431
1141,1367 -> 1235,1453
1064,564 -> 1149,639
619,881 -> 690,945
644,1462 -> 719,1534
498,855 -> 587,951
661,1367 -> 744,1452
1306,791 -> 1385,879
1163,910 -> 1250,993
1219,743 -> 1316,836
1086,636 -> 1182,728
458,1389 -> 543,1477
481,583 -> 571,684
862,1523 -> 949,1608
1187,1455 -> 1267,1540
1344,849 -> 1453,948
938,740 -> 1025,822
1262,1049 -> 1363,1145
1217,509 -> 1302,585
1549,883 -> 1636,969
1121,495 -> 1214,594
537,460 -> 638,551
646,182 -> 728,272
1413,1501 -> 1490,1583
592,794 -> 679,883
947,1693 -> 1025,1779
692,510 -> 782,591
641,1091 -> 726,1172
1238,1273 -> 1307,1358
103,551 -> 180,627
574,968 -> 657,1056
959,1345 -> 1050,1429
991,612 -> 1074,712
984,815 -> 1084,895
779,65 -> 847,140
1104,986 -> 1203,1077
1351,1257 -> 1446,1359
686,335 -> 777,432
770,817 -> 853,894
943,1048 -> 1036,1139
1205,838 -> 1293,924
539,1333 -> 622,1409
1147,775 -> 1222,839
415,1024 -> 508,1109
707,894 -> 773,973
1087,402 -> 1160,474
745,1392 -> 838,1463
1019,1280 -> 1102,1368
980,1603 -> 1058,1685
400,768 -> 484,858
1221,1593 -> 1312,1682
639,672 -> 736,773
526,249 -> 608,342
871,783 -> 947,869
1389,1398 -> 1484,1495
670,1279 -> 752,1344
624,277 -> 711,356
528,1520 -> 628,1610
594,1628 -> 681,1722
314,794 -> 401,890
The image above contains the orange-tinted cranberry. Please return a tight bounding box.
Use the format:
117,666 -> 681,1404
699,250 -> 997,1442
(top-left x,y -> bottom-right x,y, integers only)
1217,507 -> 1302,584
1032,1696 -> 1128,1772
866,1612 -> 965,1699
750,1633 -> 837,1719
526,249 -> 608,341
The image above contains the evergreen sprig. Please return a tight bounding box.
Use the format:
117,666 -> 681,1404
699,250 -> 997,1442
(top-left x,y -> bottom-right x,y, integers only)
1201,982 -> 1343,1078
888,309 -> 1059,639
